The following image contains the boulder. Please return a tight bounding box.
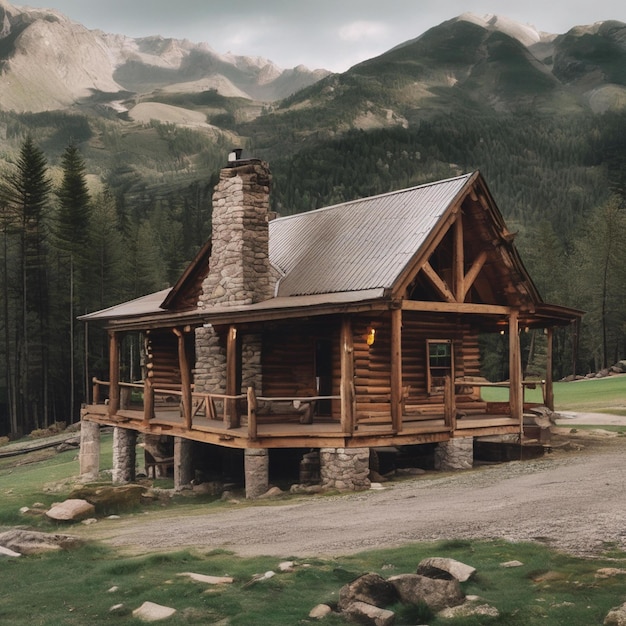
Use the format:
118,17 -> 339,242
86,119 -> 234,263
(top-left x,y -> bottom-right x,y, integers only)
309,604 -> 333,619
388,573 -> 464,612
338,573 -> 398,611
416,556 -> 476,582
343,600 -> 395,625
132,601 -> 176,622
69,484 -> 146,514
0,545 -> 21,558
46,498 -> 95,522
605,601 -> 626,626
0,528 -> 82,554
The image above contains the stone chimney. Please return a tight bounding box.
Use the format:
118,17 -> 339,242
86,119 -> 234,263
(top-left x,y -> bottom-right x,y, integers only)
199,154 -> 277,308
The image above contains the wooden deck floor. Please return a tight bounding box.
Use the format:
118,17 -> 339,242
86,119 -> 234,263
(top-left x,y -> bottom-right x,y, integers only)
82,403 -> 520,449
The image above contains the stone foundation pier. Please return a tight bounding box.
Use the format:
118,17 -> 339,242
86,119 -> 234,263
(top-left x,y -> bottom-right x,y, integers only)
112,427 -> 137,484
174,437 -> 194,490
79,420 -> 100,482
320,447 -> 371,491
244,448 -> 269,498
434,437 -> 474,471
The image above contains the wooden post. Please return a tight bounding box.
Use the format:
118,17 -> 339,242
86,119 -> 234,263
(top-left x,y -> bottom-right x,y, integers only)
247,387 -> 258,441
508,311 -> 523,431
443,375 -> 457,430
340,316 -> 355,434
454,212 -> 464,301
226,325 -> 240,429
545,327 -> 554,410
92,377 -> 100,405
174,327 -> 193,430
108,331 -> 120,417
390,308 -> 403,433
143,377 -> 154,427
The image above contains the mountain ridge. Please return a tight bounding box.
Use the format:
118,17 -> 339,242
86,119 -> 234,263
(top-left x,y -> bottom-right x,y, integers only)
0,0 -> 329,112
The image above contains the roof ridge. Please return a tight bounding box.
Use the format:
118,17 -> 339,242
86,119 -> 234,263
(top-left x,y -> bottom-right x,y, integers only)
273,172 -> 475,223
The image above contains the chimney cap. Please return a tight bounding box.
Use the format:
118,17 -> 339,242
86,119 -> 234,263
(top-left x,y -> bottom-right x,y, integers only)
227,148 -> 260,167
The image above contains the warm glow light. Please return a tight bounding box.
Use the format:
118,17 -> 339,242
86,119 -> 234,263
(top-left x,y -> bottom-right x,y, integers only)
366,327 -> 376,346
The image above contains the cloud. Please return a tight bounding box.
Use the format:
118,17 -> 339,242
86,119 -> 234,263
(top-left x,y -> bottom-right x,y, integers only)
338,20 -> 389,43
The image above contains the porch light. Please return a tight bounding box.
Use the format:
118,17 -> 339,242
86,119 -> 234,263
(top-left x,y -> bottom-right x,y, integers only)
366,327 -> 376,346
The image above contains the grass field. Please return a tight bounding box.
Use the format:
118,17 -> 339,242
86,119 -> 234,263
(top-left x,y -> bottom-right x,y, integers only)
481,375 -> 626,414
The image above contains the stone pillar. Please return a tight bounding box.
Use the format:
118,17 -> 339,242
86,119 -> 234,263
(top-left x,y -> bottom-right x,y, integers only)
79,419 -> 100,482
320,447 -> 371,491
244,448 -> 269,499
434,437 -> 473,471
174,437 -> 194,490
112,427 -> 137,484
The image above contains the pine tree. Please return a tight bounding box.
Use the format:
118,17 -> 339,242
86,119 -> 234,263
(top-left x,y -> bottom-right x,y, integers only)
0,137 -> 51,434
54,141 -> 92,422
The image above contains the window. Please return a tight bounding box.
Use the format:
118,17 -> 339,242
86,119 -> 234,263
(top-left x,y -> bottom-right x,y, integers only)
427,340 -> 453,394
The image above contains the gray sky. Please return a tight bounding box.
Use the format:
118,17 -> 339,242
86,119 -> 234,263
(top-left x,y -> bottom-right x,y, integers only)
17,0 -> 626,72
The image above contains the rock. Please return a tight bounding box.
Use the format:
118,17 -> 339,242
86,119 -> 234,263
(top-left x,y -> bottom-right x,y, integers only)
177,572 -> 234,584
342,600 -> 395,625
132,601 -> 176,622
0,545 -> 21,558
0,528 -> 82,554
278,561 -> 295,572
69,484 -> 146,514
81,518 -> 98,525
338,573 -> 398,611
309,603 -> 333,619
191,481 -> 223,495
370,482 -> 386,490
596,568 -> 626,578
289,484 -> 324,494
258,486 -> 283,499
438,601 -> 499,619
501,560 -> 524,568
46,498 -> 95,522
605,601 -> 626,626
388,573 -> 464,612
416,556 -> 476,582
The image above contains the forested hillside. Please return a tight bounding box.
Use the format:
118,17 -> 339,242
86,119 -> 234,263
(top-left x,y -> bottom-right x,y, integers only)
0,13 -> 625,437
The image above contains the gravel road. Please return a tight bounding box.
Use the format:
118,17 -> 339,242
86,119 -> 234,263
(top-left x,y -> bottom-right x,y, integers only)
80,430 -> 626,559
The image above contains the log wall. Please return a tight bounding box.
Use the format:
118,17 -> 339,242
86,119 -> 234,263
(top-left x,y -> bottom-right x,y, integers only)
352,312 -> 482,421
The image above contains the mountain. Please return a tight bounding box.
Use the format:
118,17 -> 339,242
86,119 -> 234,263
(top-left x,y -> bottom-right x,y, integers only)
0,0 -> 328,113
263,12 -> 626,142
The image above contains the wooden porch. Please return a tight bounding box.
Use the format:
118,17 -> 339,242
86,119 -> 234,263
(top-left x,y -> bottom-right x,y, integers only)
82,376 -> 528,449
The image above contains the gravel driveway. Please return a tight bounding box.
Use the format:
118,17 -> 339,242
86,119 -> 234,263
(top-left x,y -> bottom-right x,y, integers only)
81,430 -> 626,559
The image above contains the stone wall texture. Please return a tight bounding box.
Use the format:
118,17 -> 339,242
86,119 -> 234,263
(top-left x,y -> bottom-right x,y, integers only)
79,420 -> 100,482
320,447 -> 371,491
112,427 -> 137,484
434,437 -> 474,471
195,160 -> 275,397
244,448 -> 269,498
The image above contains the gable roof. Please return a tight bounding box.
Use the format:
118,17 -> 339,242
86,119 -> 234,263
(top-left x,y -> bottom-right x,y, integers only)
80,170 -> 583,328
270,173 -> 472,296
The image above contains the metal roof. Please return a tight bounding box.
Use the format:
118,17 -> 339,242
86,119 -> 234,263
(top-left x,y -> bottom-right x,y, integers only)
81,174 -> 473,322
270,173 -> 472,296
79,288 -> 171,321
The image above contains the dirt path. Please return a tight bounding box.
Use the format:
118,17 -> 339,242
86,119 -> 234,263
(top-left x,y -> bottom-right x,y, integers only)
79,432 -> 626,559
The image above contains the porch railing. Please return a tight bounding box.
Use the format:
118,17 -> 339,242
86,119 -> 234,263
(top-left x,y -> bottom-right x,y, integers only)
90,378 -> 339,441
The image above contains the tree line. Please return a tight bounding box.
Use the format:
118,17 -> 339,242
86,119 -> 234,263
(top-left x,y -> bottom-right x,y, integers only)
0,138 -> 213,437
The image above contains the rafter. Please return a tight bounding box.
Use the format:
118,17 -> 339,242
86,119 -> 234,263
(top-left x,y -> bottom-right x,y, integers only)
421,262 -> 456,303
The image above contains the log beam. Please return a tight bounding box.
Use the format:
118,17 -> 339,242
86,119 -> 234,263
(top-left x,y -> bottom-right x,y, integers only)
390,308 -> 403,433
340,316 -> 355,434
108,331 -> 120,416
422,262 -> 456,303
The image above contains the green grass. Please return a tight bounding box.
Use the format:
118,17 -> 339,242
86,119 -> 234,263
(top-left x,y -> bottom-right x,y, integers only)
481,375 -> 626,413
0,537 -> 624,625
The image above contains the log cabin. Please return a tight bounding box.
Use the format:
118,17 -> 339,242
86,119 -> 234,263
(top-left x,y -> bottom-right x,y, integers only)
79,153 -> 583,495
